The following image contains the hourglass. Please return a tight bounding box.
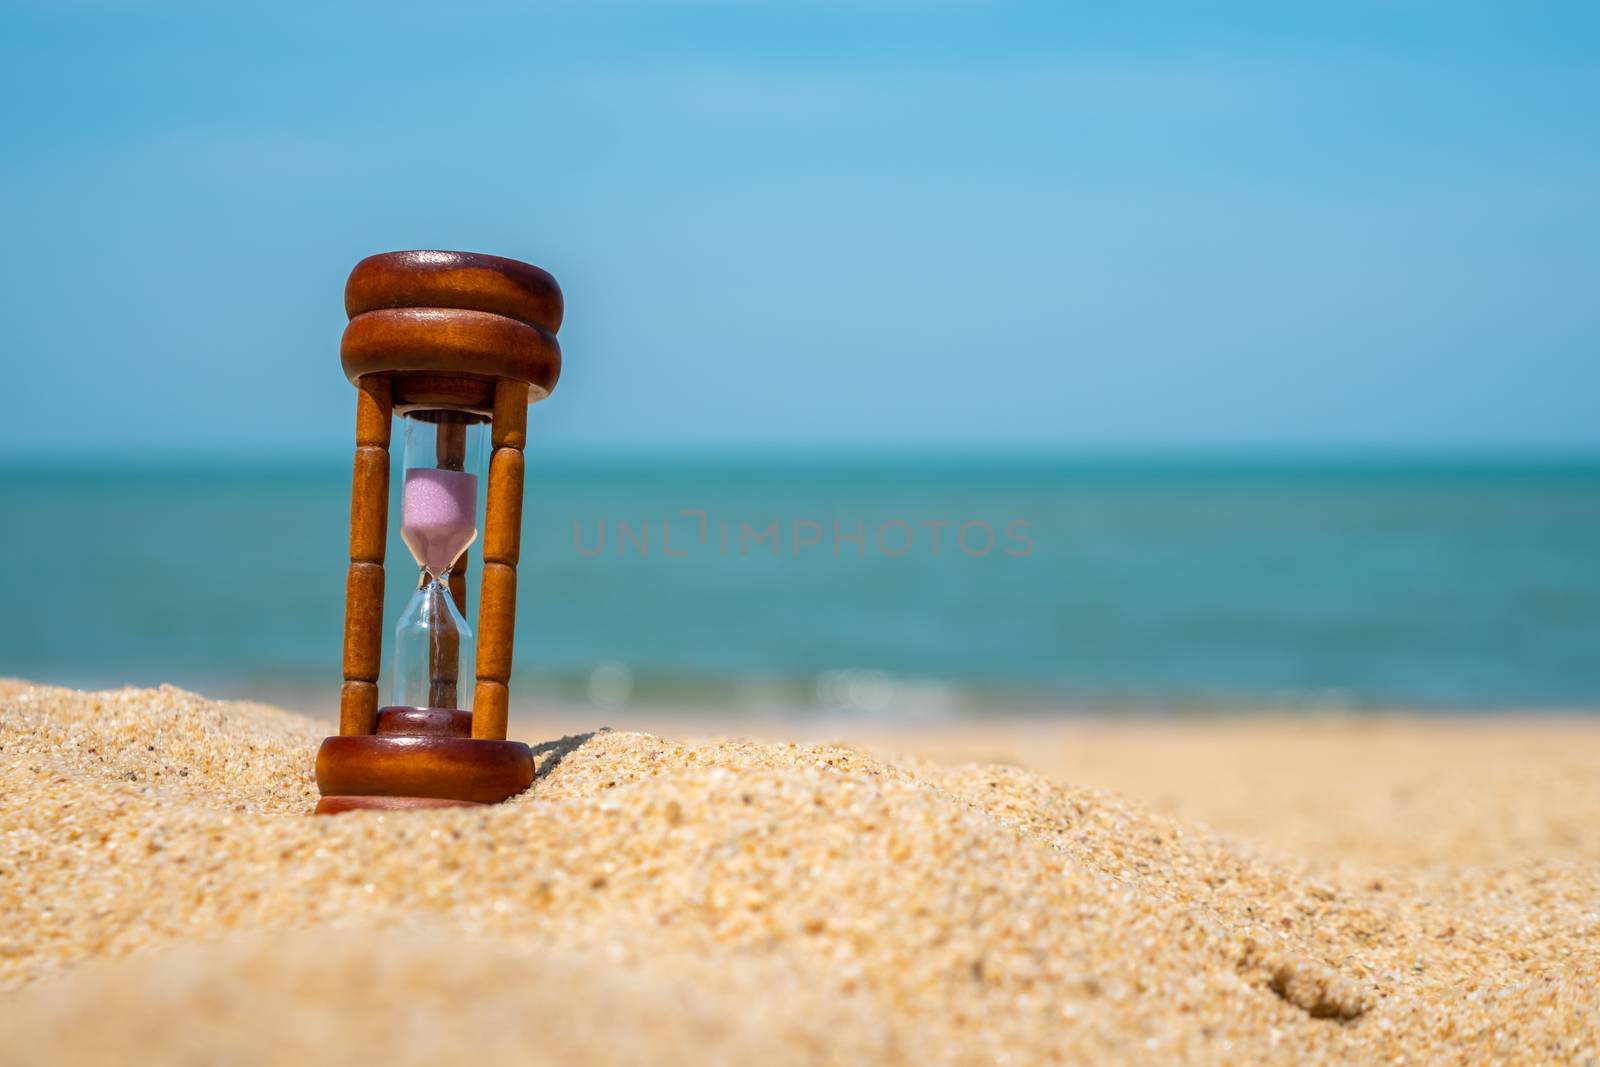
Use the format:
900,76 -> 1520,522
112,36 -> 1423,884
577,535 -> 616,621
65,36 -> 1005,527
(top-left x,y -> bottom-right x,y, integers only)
314,250 -> 563,814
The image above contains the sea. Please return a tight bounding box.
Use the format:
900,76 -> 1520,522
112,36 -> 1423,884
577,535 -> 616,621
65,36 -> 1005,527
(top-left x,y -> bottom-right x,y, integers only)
5,456 -> 1599,716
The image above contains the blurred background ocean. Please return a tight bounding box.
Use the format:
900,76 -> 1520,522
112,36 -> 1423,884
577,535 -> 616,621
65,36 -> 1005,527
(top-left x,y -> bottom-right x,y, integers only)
4,4 -> 1598,716
5,457 -> 1598,714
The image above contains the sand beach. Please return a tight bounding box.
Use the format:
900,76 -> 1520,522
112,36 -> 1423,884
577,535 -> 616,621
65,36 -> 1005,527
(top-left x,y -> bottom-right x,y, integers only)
2,680 -> 1596,1064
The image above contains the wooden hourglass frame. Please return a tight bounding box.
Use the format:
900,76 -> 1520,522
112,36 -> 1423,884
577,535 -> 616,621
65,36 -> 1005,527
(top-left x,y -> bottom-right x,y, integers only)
314,250 -> 562,815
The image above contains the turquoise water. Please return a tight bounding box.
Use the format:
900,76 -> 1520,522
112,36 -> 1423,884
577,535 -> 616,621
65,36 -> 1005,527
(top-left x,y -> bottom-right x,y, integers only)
5,458 -> 1599,712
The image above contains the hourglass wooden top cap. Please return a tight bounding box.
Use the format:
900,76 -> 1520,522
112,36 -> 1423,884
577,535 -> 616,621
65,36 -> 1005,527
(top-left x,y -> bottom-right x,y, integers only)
341,250 -> 563,398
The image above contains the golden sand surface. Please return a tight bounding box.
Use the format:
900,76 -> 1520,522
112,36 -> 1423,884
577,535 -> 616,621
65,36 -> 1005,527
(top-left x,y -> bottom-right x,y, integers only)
828,714 -> 1600,869
1,682 -> 1596,1065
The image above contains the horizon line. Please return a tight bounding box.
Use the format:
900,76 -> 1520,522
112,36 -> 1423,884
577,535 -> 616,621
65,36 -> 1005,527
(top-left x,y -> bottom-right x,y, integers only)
5,443 -> 1600,473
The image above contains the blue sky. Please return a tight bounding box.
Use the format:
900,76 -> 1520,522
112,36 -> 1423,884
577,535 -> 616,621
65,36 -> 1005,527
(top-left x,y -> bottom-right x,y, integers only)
3,2 -> 1598,458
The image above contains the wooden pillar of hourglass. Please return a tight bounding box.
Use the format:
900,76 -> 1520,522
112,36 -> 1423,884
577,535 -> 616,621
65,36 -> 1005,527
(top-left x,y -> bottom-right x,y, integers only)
314,250 -> 562,815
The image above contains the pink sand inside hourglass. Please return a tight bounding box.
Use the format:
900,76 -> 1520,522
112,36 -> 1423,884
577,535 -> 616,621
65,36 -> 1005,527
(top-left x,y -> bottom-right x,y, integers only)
401,468 -> 479,577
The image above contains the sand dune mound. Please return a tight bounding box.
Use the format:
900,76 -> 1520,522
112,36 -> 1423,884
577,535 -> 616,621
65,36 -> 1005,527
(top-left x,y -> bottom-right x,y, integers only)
1,684 -> 1594,1064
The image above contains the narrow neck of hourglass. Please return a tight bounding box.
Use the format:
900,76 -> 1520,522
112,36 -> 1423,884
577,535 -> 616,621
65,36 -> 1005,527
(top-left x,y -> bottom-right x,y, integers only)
418,567 -> 451,589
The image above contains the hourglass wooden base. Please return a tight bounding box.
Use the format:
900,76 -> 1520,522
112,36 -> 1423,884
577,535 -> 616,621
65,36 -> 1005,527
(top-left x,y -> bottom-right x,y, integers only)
313,706 -> 535,814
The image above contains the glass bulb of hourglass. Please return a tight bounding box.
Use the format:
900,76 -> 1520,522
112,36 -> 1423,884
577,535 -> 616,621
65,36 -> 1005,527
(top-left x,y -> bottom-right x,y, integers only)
391,574 -> 475,711
400,467 -> 478,580
389,424 -> 482,711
